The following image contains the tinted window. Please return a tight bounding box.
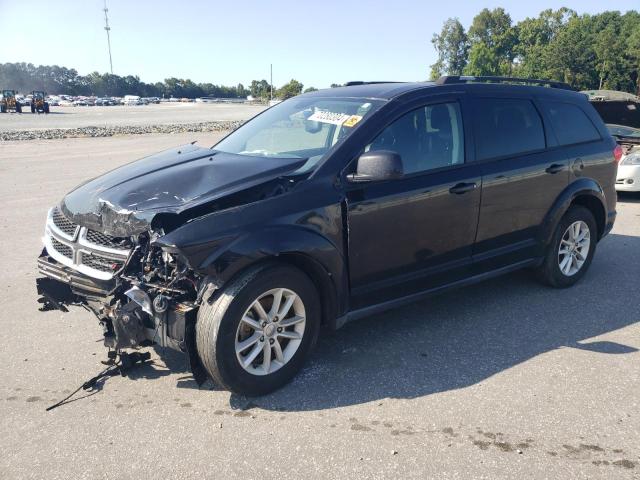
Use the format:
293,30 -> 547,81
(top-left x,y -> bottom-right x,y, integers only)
473,98 -> 545,160
367,102 -> 464,174
543,102 -> 601,145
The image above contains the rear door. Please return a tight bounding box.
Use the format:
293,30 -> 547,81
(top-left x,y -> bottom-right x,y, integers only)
471,96 -> 569,272
346,97 -> 482,309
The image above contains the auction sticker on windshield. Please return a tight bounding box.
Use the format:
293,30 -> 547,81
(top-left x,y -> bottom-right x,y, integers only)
307,110 -> 352,125
343,115 -> 363,128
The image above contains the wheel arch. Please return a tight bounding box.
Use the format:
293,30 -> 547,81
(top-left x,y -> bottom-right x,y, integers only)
195,226 -> 348,329
540,178 -> 608,246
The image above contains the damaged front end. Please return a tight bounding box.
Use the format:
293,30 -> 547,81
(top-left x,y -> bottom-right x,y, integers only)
36,205 -> 207,381
35,143 -> 312,384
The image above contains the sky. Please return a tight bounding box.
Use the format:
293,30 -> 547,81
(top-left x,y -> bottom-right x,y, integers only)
1,0 -> 638,89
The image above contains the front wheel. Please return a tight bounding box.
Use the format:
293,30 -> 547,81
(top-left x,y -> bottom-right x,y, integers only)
535,205 -> 597,288
195,264 -> 320,395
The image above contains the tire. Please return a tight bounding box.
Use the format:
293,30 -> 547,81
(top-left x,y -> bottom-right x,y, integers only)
0,105 -> 5,113
44,103 -> 50,113
196,263 -> 321,395
16,103 -> 22,113
31,104 -> 35,113
535,205 -> 597,288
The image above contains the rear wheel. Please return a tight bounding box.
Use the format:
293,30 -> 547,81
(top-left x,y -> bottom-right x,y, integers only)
31,104 -> 35,113
535,205 -> 597,288
195,264 -> 320,395
44,103 -> 50,114
16,103 -> 22,113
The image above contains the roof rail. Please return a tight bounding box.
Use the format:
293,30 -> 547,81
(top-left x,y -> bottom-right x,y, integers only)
435,75 -> 574,91
344,81 -> 403,86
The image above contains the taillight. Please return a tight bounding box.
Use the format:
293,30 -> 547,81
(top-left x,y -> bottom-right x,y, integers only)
613,144 -> 623,164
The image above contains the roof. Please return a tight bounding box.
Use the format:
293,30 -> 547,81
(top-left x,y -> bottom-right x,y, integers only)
302,77 -> 583,101
301,82 -> 435,100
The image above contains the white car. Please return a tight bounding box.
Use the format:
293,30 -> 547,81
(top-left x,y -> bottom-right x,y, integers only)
609,124 -> 640,192
123,95 -> 142,105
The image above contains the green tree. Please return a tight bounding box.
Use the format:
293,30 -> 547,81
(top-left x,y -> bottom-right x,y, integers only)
464,8 -> 517,75
250,79 -> 271,99
430,18 -> 469,79
277,79 -> 303,99
545,15 -> 598,89
303,86 -> 318,93
513,8 -> 575,79
625,12 -> 640,94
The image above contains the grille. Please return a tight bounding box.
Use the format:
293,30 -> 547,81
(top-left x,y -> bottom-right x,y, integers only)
85,229 -> 128,250
45,205 -> 131,280
52,208 -> 78,236
80,252 -> 124,273
50,237 -> 73,259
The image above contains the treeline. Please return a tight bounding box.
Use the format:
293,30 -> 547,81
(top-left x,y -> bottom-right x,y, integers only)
430,8 -> 640,93
0,62 -> 315,99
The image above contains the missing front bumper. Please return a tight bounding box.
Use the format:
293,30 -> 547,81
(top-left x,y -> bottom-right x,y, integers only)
37,250 -> 115,298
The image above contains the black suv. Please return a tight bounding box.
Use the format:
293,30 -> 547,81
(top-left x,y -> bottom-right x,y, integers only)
37,76 -> 618,395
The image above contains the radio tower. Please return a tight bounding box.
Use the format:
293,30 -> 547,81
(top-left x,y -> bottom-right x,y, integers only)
103,0 -> 114,74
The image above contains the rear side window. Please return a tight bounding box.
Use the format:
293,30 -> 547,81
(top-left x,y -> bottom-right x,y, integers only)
473,98 -> 546,160
542,102 -> 601,145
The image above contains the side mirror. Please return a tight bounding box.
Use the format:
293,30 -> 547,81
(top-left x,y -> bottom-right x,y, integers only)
347,150 -> 403,183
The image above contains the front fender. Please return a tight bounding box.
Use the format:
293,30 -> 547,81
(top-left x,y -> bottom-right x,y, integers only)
156,219 -> 349,324
539,177 -> 607,246
200,225 -> 345,283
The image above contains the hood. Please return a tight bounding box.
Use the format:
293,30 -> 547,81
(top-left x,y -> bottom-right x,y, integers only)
61,144 -> 306,236
585,90 -> 640,129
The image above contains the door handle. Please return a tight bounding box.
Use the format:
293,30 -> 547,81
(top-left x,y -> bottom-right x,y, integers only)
545,164 -> 565,174
449,182 -> 477,195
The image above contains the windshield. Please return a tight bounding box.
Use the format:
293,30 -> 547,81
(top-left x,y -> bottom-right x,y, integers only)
607,124 -> 640,138
213,96 -> 384,171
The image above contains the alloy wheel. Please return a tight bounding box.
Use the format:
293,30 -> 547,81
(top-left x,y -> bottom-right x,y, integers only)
558,220 -> 591,277
234,288 -> 306,376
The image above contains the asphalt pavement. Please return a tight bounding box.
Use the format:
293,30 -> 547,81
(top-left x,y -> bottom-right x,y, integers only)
0,133 -> 638,479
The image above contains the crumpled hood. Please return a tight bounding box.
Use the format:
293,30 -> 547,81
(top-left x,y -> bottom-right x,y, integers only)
61,144 -> 306,236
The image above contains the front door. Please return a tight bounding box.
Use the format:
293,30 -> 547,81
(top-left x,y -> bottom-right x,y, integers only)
346,99 -> 482,309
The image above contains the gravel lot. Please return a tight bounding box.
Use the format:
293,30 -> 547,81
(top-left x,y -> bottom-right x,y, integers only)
0,133 -> 639,479
0,102 -> 266,131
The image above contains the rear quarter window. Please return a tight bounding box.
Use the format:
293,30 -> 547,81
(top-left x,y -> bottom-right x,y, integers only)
473,98 -> 546,161
542,102 -> 601,146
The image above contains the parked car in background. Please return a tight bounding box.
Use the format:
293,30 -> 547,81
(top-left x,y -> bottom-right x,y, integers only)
585,89 -> 640,192
123,95 -> 142,105
607,124 -> 640,192
36,76 -> 618,395
16,96 -> 27,107
95,97 -> 115,106
72,98 -> 88,106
